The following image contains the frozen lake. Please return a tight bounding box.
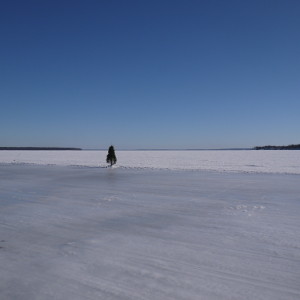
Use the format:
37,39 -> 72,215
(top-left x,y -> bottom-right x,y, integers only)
1,150 -> 300,174
0,164 -> 299,299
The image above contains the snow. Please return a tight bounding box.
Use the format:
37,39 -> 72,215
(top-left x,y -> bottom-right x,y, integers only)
0,163 -> 299,300
1,149 -> 300,174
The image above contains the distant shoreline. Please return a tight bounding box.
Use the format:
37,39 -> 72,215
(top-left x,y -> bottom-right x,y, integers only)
254,144 -> 300,150
0,147 -> 82,151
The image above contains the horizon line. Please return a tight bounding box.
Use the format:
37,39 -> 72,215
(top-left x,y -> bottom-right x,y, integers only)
84,148 -> 253,151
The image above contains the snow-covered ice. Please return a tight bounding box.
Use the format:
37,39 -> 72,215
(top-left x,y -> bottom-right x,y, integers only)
0,163 -> 299,300
1,149 -> 300,174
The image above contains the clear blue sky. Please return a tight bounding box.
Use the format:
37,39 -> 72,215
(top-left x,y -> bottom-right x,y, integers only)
1,0 -> 299,149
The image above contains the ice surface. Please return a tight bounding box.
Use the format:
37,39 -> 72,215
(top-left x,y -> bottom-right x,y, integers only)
1,150 -> 300,174
0,164 -> 299,300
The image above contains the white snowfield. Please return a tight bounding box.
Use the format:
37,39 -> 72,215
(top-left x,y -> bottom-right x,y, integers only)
0,153 -> 300,299
1,150 -> 300,174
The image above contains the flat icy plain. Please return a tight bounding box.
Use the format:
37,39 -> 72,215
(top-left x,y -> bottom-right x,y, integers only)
0,162 -> 299,300
1,149 -> 300,174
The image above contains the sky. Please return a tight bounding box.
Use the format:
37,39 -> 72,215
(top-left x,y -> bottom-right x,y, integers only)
1,0 -> 299,149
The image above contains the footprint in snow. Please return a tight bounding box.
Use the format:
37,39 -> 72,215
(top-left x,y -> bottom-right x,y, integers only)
0,240 -> 5,249
227,205 -> 265,216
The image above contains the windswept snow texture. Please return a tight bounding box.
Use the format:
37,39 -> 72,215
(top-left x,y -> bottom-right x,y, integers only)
0,165 -> 300,300
1,150 -> 300,174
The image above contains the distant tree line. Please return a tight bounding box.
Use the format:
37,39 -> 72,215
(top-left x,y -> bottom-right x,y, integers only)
254,144 -> 300,150
0,147 -> 82,150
